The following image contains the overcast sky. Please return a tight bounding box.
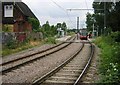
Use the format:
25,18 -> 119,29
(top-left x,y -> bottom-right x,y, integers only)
22,0 -> 94,29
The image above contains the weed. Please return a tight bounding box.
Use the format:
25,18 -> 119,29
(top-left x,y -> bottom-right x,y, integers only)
95,32 -> 120,83
44,37 -> 57,44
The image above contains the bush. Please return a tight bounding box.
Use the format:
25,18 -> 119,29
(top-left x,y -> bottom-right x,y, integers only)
110,31 -> 120,42
95,32 -> 120,83
28,17 -> 40,32
44,37 -> 57,44
6,39 -> 17,49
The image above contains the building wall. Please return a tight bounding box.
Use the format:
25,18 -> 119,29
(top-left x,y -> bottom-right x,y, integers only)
13,6 -> 32,32
2,2 -> 33,42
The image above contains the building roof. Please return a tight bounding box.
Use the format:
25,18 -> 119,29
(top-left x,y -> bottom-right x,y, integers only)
15,2 -> 38,20
2,2 -> 38,24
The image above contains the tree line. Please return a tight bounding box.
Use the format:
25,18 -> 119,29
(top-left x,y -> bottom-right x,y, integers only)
86,1 -> 120,35
40,21 -> 67,38
30,18 -> 67,38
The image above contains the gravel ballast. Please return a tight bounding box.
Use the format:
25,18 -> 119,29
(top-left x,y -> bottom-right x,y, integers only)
2,44 -> 56,64
2,43 -> 82,83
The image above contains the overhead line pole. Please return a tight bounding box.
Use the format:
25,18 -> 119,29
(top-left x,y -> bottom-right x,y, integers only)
77,17 -> 79,40
67,8 -> 105,36
104,2 -> 106,35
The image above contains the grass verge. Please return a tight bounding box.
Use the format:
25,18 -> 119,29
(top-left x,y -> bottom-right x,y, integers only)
2,40 -> 43,57
94,32 -> 120,83
2,37 -> 58,57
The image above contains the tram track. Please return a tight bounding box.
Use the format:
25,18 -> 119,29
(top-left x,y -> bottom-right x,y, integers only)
32,41 -> 94,85
1,36 -> 76,74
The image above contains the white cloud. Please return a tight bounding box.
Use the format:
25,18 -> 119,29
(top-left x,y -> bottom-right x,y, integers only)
22,0 -> 94,29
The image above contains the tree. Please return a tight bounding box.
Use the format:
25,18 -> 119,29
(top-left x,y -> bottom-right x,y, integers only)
61,22 -> 67,31
86,12 -> 94,32
51,25 -> 57,36
92,2 -> 115,35
41,21 -> 51,37
41,21 -> 58,38
56,23 -> 61,28
28,17 -> 40,32
109,1 -> 120,32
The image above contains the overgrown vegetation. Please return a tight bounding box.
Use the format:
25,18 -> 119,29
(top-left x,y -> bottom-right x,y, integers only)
95,32 -> 120,83
2,39 -> 42,56
2,17 -> 68,56
28,17 -> 40,32
2,25 -> 13,32
2,36 -> 58,56
44,37 -> 57,44
40,21 -> 67,38
86,2 -> 120,35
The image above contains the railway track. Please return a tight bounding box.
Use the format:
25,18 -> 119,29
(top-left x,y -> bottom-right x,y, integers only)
1,36 -> 76,74
32,41 -> 94,85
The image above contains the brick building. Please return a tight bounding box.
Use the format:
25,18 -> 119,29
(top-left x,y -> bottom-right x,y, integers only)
2,1 -> 39,42
2,2 -> 38,32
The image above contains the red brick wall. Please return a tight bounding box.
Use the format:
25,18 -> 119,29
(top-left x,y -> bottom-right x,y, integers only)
13,6 -> 32,32
16,32 -> 26,42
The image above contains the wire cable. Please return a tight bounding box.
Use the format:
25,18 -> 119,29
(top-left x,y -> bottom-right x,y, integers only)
50,0 -> 75,29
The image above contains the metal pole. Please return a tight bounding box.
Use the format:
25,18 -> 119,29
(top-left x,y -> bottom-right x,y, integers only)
77,17 -> 79,40
93,23 -> 94,38
104,2 -> 106,35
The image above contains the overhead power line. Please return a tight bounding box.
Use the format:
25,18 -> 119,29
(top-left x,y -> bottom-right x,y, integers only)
85,0 -> 89,12
50,0 -> 66,12
50,0 -> 74,28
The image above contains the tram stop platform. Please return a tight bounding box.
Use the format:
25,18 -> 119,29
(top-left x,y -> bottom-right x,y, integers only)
56,36 -> 71,41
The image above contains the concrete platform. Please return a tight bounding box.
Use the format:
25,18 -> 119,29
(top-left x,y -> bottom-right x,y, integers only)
56,36 -> 71,42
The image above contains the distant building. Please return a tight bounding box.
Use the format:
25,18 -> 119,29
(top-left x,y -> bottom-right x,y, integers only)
57,28 -> 65,38
2,2 -> 38,32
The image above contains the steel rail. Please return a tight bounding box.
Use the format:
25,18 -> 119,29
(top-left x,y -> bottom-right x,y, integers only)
1,36 -> 73,66
32,43 -> 84,85
32,40 -> 95,85
74,42 -> 95,85
1,36 -> 76,74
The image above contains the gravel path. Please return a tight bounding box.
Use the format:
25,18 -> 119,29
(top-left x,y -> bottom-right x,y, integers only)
2,43 -> 82,83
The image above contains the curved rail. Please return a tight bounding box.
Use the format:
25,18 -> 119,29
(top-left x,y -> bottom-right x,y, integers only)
32,43 -> 84,85
32,41 -> 95,85
74,42 -> 95,85
1,36 -> 76,74
1,36 -> 73,66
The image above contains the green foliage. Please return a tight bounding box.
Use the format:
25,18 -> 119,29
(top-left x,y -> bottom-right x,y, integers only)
56,23 -> 61,28
41,21 -> 57,38
28,17 -> 40,32
5,39 -> 17,49
67,32 -> 75,36
44,37 -> 57,44
40,21 -> 67,38
110,31 -> 120,42
86,12 -> 94,32
95,32 -> 120,83
2,39 -> 42,56
61,22 -> 67,31
92,2 -> 120,34
2,25 -> 13,32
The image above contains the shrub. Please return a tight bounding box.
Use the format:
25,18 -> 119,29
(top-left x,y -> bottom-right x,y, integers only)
28,17 -> 40,32
5,39 -> 17,49
44,37 -> 57,44
95,32 -> 120,83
